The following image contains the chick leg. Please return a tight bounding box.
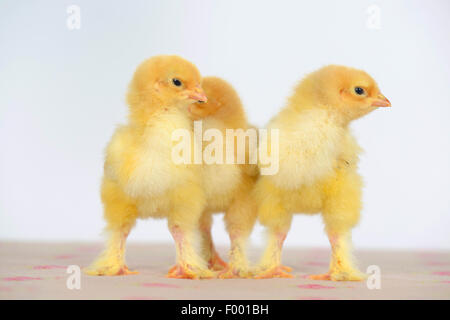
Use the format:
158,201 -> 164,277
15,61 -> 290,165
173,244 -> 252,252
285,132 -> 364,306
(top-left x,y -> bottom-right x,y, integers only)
219,193 -> 257,278
85,178 -> 138,276
166,222 -> 214,279
254,230 -> 293,279
310,169 -> 365,281
169,212 -> 226,273
309,231 -> 365,281
84,228 -> 138,276
254,192 -> 293,279
166,186 -> 214,279
198,212 -> 228,271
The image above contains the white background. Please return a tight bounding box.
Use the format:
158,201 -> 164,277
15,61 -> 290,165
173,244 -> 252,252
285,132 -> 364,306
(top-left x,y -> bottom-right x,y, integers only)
1,0 -> 449,250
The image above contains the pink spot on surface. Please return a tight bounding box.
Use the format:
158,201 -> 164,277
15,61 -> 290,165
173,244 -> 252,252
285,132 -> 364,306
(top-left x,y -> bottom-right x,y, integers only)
441,281 -> 450,284
298,284 -> 335,289
3,276 -> 42,281
33,265 -> 66,270
142,282 -> 180,289
433,271 -> 450,276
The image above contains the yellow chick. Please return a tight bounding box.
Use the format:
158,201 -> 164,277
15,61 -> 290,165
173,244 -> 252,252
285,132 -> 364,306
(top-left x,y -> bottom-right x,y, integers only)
85,55 -> 213,279
254,65 -> 391,280
189,77 -> 258,278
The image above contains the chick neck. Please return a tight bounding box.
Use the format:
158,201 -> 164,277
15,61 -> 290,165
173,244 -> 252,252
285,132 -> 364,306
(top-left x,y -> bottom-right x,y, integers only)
212,103 -> 247,129
193,102 -> 248,130
127,93 -> 190,128
289,97 -> 351,129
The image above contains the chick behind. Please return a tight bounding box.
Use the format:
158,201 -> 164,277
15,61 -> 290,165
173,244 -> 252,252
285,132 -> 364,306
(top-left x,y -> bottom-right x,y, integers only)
189,77 -> 259,278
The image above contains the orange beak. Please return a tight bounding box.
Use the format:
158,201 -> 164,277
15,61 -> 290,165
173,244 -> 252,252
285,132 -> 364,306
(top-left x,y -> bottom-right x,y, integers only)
371,94 -> 391,107
188,87 -> 207,103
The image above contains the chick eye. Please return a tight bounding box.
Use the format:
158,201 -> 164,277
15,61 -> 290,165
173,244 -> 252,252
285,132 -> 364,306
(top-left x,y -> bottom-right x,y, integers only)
172,78 -> 182,87
354,87 -> 365,95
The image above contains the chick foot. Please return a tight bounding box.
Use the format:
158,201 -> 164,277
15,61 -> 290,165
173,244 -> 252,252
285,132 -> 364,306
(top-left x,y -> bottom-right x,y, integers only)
166,264 -> 214,279
84,264 -> 138,276
208,254 -> 228,271
254,265 -> 294,279
309,269 -> 366,281
279,265 -> 293,272
218,264 -> 253,279
167,264 -> 178,274
117,265 -> 139,276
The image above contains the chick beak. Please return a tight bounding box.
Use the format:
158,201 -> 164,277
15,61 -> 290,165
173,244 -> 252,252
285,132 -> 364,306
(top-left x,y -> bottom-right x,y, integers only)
371,94 -> 391,107
188,88 -> 207,103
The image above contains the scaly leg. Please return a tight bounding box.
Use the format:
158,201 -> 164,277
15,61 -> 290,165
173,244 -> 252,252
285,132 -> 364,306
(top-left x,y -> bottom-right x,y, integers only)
84,228 -> 138,276
166,224 -> 214,279
219,192 -> 257,278
253,182 -> 293,279
309,231 -> 365,281
199,213 -> 228,271
165,186 -> 214,279
254,231 -> 293,279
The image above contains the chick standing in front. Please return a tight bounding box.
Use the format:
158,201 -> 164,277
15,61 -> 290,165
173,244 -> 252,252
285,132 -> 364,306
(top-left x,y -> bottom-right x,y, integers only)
85,55 -> 212,279
254,65 -> 390,280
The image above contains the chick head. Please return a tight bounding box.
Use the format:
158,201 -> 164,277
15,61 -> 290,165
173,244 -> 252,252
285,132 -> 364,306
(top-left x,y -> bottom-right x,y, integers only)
189,76 -> 242,120
297,65 -> 390,121
127,55 -> 207,110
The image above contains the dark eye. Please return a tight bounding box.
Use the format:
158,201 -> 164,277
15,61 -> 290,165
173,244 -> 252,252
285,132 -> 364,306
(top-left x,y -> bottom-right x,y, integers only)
172,78 -> 182,87
354,87 -> 365,95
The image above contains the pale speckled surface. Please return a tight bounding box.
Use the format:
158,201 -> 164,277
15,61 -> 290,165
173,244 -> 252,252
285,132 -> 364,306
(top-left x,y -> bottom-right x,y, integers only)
0,242 -> 449,300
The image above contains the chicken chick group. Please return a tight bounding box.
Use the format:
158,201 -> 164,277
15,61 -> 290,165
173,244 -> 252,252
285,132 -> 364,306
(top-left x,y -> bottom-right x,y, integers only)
86,56 -> 390,280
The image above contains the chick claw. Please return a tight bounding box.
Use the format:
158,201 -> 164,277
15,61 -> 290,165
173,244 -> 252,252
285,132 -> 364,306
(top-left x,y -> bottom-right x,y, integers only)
84,264 -> 138,276
309,270 -> 366,281
218,265 -> 252,279
254,265 -> 294,279
166,265 -> 196,279
166,264 -> 214,280
208,255 -> 228,271
308,273 -> 331,280
168,265 -> 178,274
280,265 -> 293,273
117,265 -> 139,276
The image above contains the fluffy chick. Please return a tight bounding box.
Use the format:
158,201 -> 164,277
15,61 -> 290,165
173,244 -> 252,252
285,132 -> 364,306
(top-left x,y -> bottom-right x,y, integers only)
189,77 -> 258,278
85,55 -> 212,279
254,65 -> 390,280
